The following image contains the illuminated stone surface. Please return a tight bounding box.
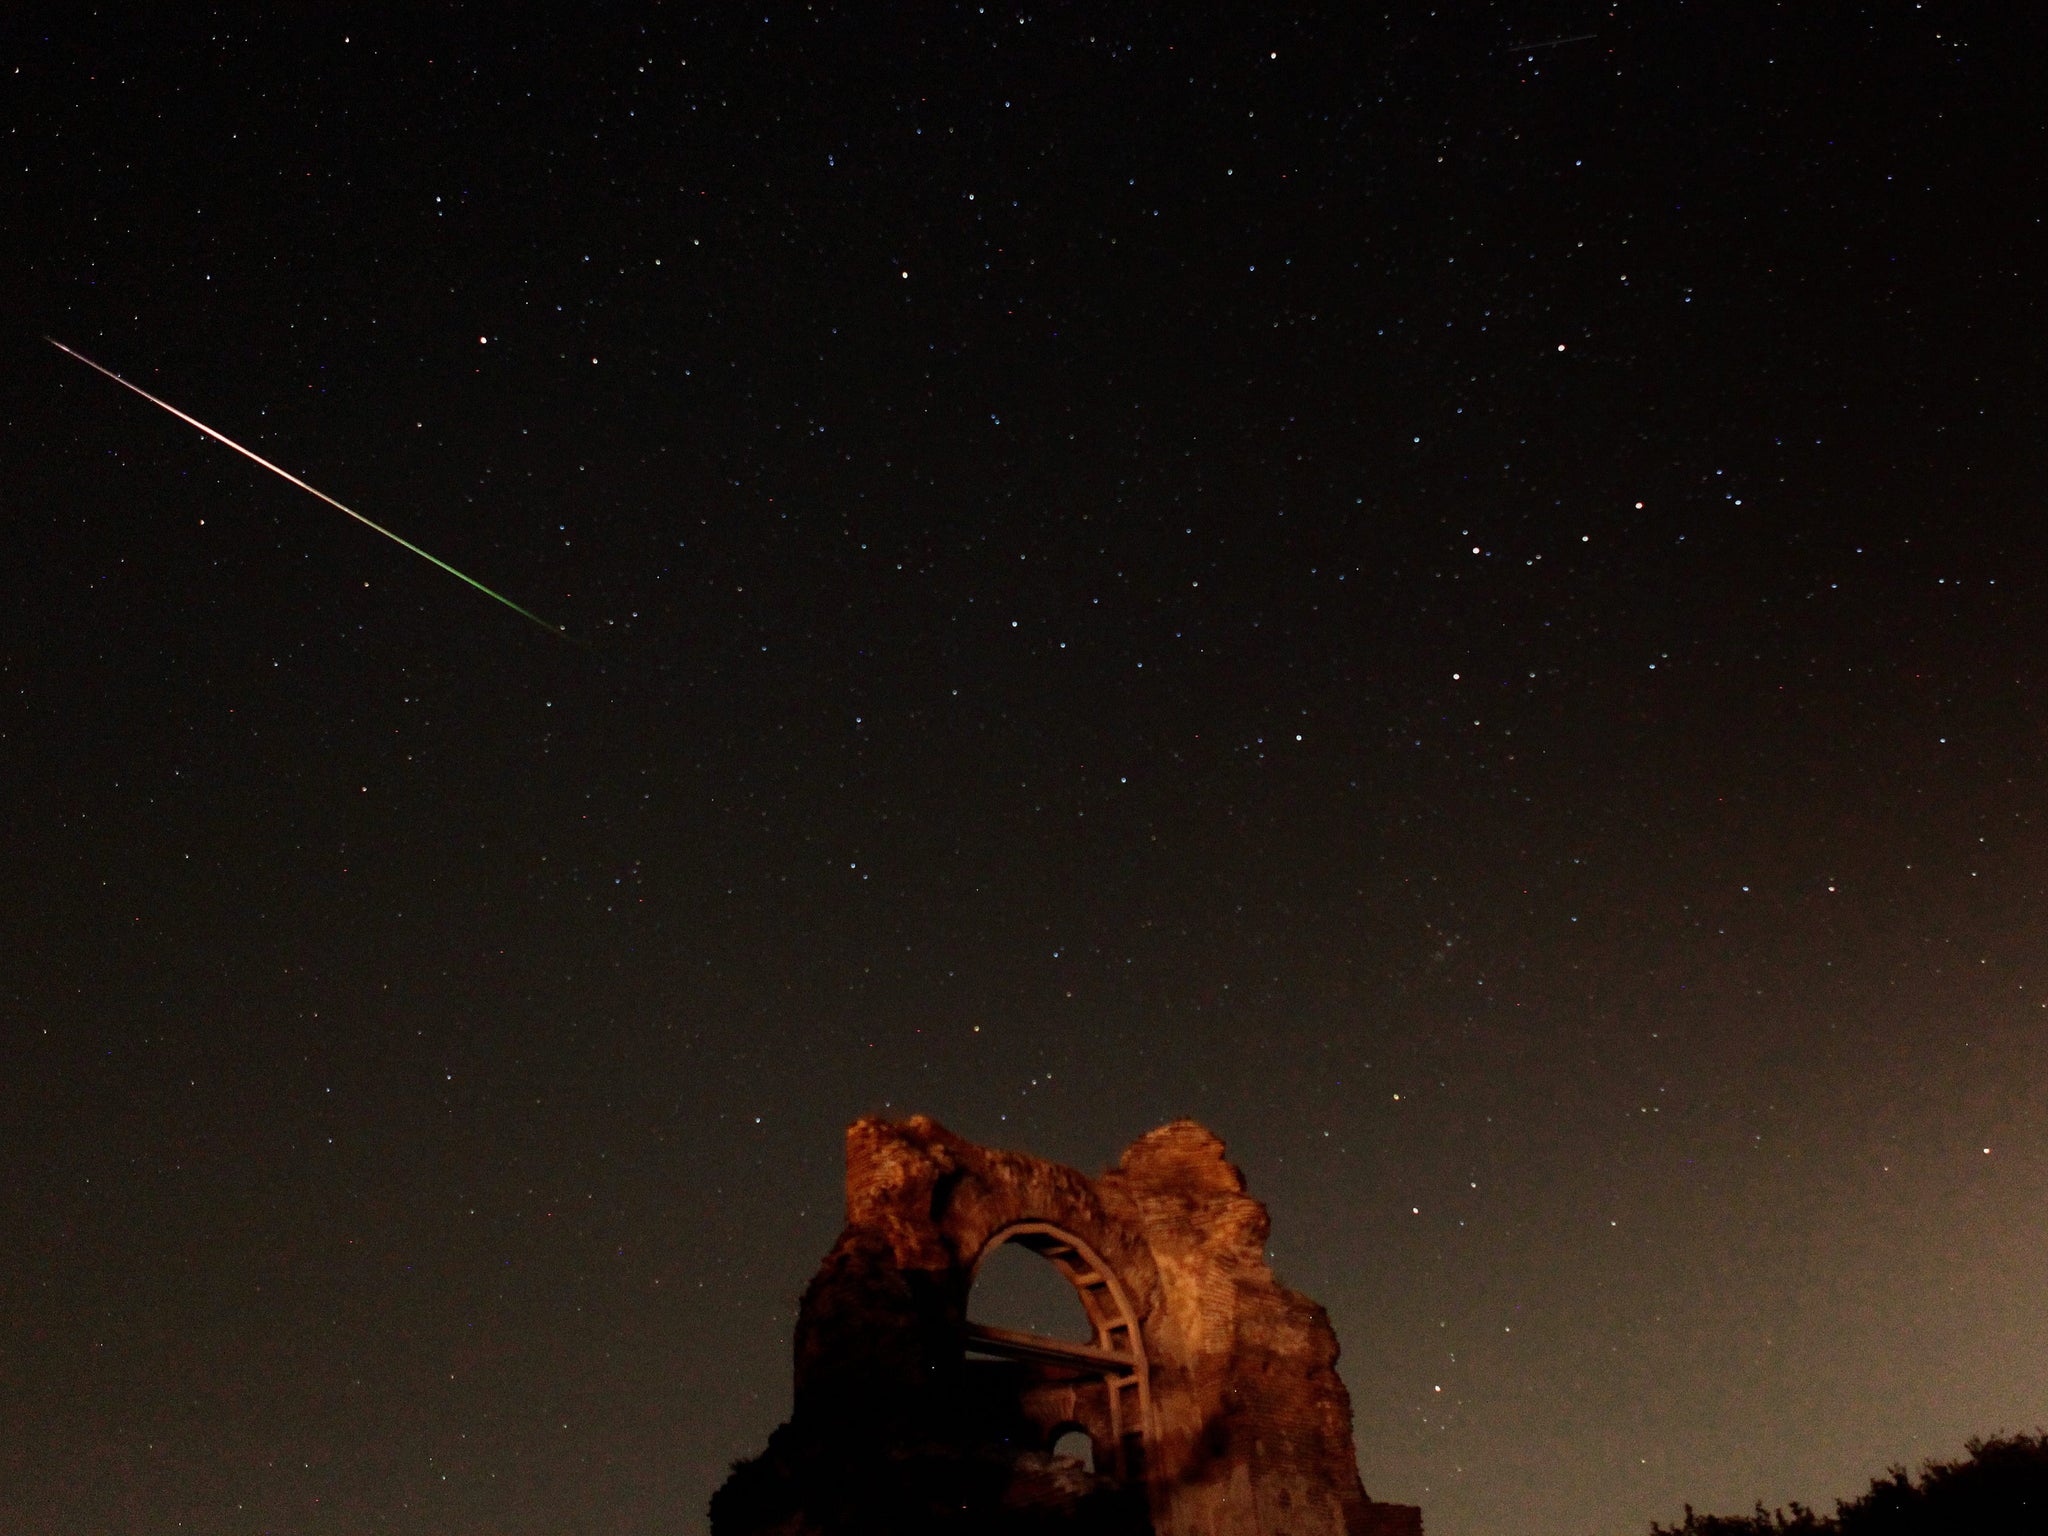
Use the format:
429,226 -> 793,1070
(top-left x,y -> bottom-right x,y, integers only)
711,1115 -> 1422,1536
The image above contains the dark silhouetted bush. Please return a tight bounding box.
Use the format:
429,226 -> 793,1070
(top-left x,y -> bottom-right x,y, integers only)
1653,1432 -> 2048,1535
1653,1501 -> 1830,1534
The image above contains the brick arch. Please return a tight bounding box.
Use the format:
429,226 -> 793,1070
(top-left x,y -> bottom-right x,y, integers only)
966,1219 -> 1155,1481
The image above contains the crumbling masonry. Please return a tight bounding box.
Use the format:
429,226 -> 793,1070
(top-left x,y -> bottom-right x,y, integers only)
711,1115 -> 1422,1536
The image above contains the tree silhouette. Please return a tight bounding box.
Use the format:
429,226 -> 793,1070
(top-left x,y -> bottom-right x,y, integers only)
1652,1433 -> 2048,1535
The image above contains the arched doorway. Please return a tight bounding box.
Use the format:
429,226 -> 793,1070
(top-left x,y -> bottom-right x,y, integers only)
963,1221 -> 1153,1482
970,1238 -> 1095,1340
1050,1424 -> 1096,1472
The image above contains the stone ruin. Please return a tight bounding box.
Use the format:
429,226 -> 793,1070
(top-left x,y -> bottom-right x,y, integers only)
711,1115 -> 1422,1536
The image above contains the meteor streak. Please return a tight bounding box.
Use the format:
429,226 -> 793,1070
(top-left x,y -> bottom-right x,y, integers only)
46,337 -> 570,640
1500,32 -> 1597,52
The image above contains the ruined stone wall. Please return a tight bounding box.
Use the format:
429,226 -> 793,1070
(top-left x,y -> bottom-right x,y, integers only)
1102,1122 -> 1384,1536
710,1116 -> 1421,1536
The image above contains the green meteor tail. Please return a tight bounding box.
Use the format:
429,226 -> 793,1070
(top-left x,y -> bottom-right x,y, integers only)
47,337 -> 573,641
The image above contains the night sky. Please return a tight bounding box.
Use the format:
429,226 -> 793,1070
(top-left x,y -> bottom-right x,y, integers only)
5,8 -> 2046,1534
